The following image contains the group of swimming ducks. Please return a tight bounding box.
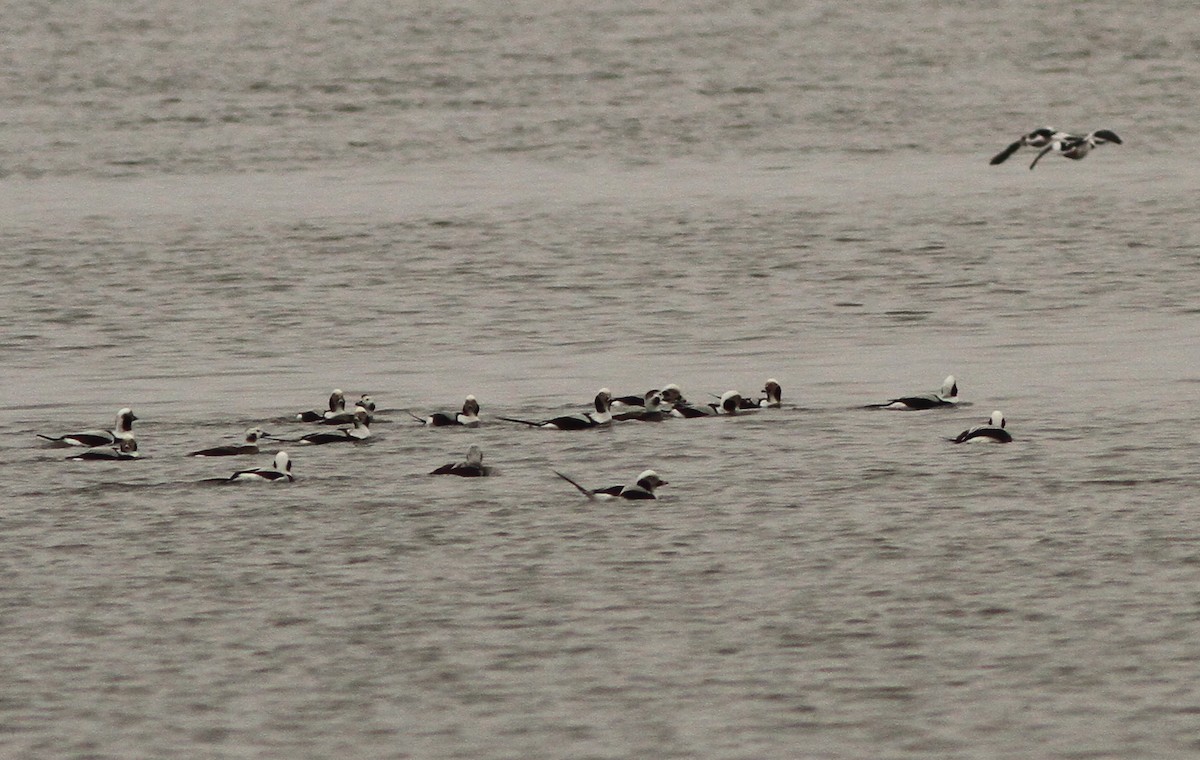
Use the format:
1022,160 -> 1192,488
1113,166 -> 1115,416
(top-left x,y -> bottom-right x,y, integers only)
36,374 -> 1013,500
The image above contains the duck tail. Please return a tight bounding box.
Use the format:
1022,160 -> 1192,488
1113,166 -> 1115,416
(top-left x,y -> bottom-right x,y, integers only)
552,470 -> 596,500
496,416 -> 542,428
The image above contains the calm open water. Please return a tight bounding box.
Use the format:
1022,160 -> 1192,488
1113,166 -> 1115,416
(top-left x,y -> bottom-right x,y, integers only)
2,2 -> 1199,758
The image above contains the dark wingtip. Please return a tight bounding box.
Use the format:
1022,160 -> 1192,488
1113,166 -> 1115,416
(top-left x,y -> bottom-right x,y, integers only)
989,141 -> 1021,165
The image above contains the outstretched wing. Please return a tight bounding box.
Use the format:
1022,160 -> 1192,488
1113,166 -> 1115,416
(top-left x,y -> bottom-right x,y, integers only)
990,140 -> 1022,165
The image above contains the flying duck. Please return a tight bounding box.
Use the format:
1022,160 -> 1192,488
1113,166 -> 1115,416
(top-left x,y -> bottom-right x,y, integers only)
989,127 -> 1066,165
1029,129 -> 1122,170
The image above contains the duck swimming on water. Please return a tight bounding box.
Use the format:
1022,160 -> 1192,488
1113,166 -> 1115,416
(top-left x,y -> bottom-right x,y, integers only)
866,375 -> 959,410
952,410 -> 1013,443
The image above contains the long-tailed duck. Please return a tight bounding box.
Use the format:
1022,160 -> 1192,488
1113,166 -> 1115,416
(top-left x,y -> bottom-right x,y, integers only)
613,391 -> 669,422
287,409 -> 371,444
229,451 -> 294,482
67,438 -> 140,461
866,375 -> 959,410
430,445 -> 492,476
1029,129 -> 1122,170
189,427 -> 270,457
497,389 -> 613,430
739,379 -> 782,409
297,389 -> 345,422
409,395 -> 481,427
952,410 -> 1013,444
989,127 -> 1066,165
672,390 -> 743,418
553,469 -> 668,500
39,407 -> 138,447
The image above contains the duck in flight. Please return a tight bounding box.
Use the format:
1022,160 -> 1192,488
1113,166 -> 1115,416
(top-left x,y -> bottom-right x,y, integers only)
1028,130 -> 1122,170
989,127 -> 1065,165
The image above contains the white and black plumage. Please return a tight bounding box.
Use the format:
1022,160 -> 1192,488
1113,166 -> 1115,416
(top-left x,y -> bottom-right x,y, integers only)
989,127 -> 1066,165
739,379 -> 782,409
866,375 -> 959,410
497,389 -> 613,430
952,410 -> 1013,444
1029,129 -> 1122,170
189,427 -> 270,457
286,409 -> 371,444
67,438 -> 140,461
297,389 -> 346,422
613,384 -> 688,411
671,390 -> 744,418
409,395 -> 481,427
38,407 -> 138,447
613,391 -> 669,422
430,445 -> 492,477
610,390 -> 656,411
659,384 -> 687,408
320,396 -> 375,426
229,451 -> 294,482
355,395 -> 376,416
553,469 -> 668,500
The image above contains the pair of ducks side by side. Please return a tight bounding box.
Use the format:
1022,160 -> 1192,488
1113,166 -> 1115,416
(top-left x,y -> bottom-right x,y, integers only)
296,389 -> 376,424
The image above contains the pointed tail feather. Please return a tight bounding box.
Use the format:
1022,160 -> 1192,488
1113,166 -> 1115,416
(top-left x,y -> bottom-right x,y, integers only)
496,416 -> 543,427
552,470 -> 596,500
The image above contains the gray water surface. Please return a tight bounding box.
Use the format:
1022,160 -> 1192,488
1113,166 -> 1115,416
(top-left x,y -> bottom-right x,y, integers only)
2,2 -> 1199,758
